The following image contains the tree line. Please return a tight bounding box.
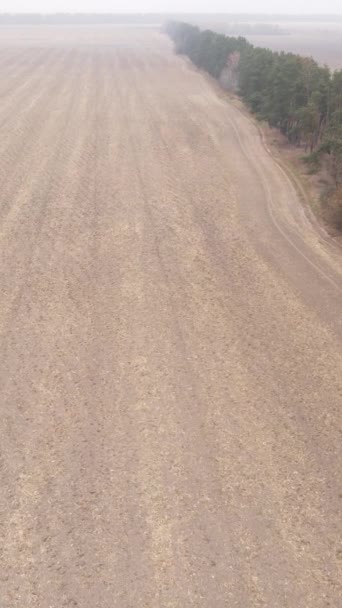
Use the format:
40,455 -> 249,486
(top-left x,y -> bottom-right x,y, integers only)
165,21 -> 342,226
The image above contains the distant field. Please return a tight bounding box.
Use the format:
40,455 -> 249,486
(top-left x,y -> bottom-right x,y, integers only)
0,24 -> 160,47
189,18 -> 342,70
0,14 -> 341,68
246,21 -> 342,69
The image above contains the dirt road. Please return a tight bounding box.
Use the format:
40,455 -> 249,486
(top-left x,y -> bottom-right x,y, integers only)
0,27 -> 341,608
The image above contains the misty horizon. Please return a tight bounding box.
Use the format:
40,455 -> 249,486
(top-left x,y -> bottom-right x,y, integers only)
1,12 -> 342,16
1,0 -> 342,16
1,12 -> 342,15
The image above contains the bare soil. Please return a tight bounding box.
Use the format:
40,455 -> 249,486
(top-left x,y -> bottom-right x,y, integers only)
0,26 -> 341,608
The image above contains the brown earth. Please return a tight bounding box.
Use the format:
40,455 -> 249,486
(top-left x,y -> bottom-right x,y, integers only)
0,27 -> 341,608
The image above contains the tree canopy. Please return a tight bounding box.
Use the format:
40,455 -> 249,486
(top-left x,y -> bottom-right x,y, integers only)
166,20 -> 342,191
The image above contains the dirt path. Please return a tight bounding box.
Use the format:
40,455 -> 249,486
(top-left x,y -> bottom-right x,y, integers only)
0,27 -> 341,608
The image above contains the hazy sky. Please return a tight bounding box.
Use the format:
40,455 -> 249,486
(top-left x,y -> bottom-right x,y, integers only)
2,0 -> 342,13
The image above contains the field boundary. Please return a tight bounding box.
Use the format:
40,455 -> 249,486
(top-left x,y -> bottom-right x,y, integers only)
232,95 -> 342,255
178,55 -> 342,257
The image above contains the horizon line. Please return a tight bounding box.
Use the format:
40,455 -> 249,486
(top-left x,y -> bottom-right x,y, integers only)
1,12 -> 342,16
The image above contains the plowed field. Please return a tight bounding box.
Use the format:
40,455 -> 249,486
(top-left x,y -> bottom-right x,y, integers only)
0,26 -> 341,608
